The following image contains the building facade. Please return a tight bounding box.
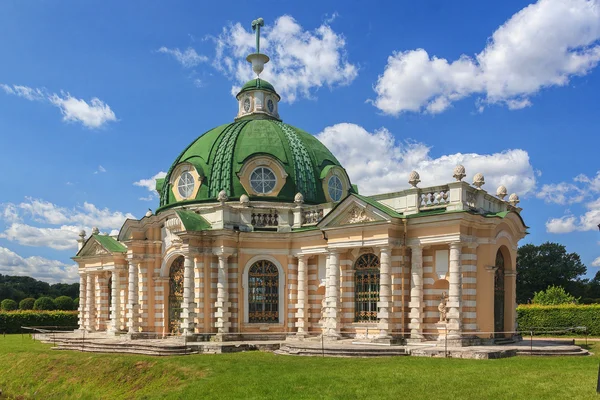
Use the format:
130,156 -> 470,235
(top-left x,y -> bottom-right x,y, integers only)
73,20 -> 527,344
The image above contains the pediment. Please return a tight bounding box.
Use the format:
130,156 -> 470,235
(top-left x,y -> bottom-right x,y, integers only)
318,195 -> 392,229
76,234 -> 127,258
78,239 -> 111,258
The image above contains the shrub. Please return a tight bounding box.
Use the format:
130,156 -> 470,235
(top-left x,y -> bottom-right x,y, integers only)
0,310 -> 78,334
74,297 -> 79,310
1,299 -> 18,311
54,296 -> 74,311
33,296 -> 55,311
532,285 -> 578,305
19,297 -> 35,310
517,304 -> 600,335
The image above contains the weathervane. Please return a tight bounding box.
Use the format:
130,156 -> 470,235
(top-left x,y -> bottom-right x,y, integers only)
251,18 -> 264,54
247,17 -> 269,77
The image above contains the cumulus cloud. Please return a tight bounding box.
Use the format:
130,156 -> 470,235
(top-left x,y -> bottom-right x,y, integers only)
371,0 -> 600,115
536,182 -> 585,204
0,224 -> 81,251
546,198 -> 600,233
94,165 -> 107,174
213,15 -> 357,102
316,123 -> 536,196
157,47 -> 208,68
0,247 -> 78,283
134,171 -> 167,201
1,83 -> 117,129
592,256 -> 600,267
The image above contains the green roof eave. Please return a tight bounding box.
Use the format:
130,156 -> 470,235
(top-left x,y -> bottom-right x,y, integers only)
483,209 -> 529,228
291,226 -> 321,232
175,210 -> 211,231
155,178 -> 165,193
237,78 -> 280,99
92,234 -> 127,253
353,193 -> 403,218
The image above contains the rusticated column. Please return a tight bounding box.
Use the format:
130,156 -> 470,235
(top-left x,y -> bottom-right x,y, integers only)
377,247 -> 392,338
324,250 -> 340,339
108,269 -> 121,334
448,242 -> 463,338
215,253 -> 231,339
127,261 -> 140,334
78,273 -> 86,330
181,255 -> 196,336
408,245 -> 423,341
85,273 -> 95,331
295,255 -> 308,337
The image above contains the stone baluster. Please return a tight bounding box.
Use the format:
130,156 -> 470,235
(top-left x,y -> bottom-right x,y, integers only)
109,269 -> 121,335
127,261 -> 140,335
295,255 -> 308,337
448,242 -> 463,339
408,245 -> 424,341
181,254 -> 196,336
377,247 -> 392,338
85,273 -> 95,331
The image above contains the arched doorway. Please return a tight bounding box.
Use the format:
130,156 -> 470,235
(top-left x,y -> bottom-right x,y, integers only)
494,249 -> 505,336
248,260 -> 279,323
354,253 -> 380,322
168,256 -> 184,334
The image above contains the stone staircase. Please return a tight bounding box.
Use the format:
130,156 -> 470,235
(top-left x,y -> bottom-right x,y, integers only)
275,342 -> 409,357
40,336 -> 197,356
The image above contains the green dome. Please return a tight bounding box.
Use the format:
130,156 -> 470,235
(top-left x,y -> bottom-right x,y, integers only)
157,119 -> 351,211
238,78 -> 279,98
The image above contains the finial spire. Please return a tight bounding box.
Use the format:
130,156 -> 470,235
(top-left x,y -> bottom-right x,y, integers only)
251,18 -> 265,54
246,18 -> 269,77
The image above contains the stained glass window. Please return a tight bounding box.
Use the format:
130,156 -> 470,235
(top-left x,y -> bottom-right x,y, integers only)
248,260 -> 279,323
169,256 -> 184,334
354,253 -> 380,322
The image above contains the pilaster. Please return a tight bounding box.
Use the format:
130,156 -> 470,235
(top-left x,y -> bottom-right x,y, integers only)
448,242 -> 463,339
181,254 -> 197,336
377,247 -> 392,338
408,245 -> 424,341
127,261 -> 140,335
295,255 -> 308,337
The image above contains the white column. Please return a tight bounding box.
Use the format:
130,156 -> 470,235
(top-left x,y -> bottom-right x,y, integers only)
295,255 -> 308,337
448,242 -> 462,338
194,256 -> 204,333
109,269 -> 121,334
127,261 -> 140,334
181,254 -> 196,336
378,247 -> 392,338
78,273 -> 86,330
215,253 -> 231,337
408,245 -> 424,340
324,250 -> 340,339
85,273 -> 95,331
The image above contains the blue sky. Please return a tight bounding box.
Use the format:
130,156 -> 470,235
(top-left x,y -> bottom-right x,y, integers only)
0,0 -> 599,283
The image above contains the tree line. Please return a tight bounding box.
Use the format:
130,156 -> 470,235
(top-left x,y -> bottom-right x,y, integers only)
0,274 -> 79,302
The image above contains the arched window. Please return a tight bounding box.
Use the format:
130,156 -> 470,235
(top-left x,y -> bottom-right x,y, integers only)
107,276 -> 112,310
168,256 -> 184,334
354,253 -> 380,322
248,260 -> 279,323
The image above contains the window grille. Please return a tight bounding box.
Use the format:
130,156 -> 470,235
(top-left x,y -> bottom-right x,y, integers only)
354,253 -> 380,322
248,260 -> 279,323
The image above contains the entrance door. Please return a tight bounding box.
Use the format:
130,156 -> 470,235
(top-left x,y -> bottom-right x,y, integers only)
168,257 -> 184,334
494,250 -> 505,336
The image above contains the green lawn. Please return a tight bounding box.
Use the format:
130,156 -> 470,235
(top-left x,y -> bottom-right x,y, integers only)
0,335 -> 599,399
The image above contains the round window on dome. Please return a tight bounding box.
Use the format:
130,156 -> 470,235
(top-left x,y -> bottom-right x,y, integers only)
328,175 -> 343,202
250,167 -> 277,194
178,171 -> 195,199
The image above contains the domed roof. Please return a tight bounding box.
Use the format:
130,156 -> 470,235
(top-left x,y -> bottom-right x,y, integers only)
238,78 -> 279,98
156,119 -> 351,212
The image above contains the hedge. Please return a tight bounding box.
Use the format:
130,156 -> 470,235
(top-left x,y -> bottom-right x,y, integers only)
0,311 -> 78,334
1,299 -> 18,311
517,304 -> 600,335
33,296 -> 55,311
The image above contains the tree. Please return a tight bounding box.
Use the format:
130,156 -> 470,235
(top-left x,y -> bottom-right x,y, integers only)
532,285 -> 578,305
19,298 -> 35,310
1,299 -> 18,311
517,242 -> 587,304
53,296 -> 74,311
33,297 -> 55,311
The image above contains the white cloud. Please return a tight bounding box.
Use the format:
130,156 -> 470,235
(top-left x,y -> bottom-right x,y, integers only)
575,171 -> 600,192
0,246 -> 78,284
94,165 -> 107,174
546,215 -> 579,233
371,0 -> 600,115
134,171 -> 166,201
158,46 -> 208,68
49,93 -> 117,129
1,83 -> 117,129
2,198 -> 135,230
592,256 -> 600,267
536,182 -> 585,204
2,204 -> 20,223
213,15 -> 357,102
546,199 -> 600,233
316,123 -> 536,196
0,223 -> 81,251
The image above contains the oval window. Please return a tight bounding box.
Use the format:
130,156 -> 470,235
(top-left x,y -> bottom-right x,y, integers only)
178,171 -> 195,198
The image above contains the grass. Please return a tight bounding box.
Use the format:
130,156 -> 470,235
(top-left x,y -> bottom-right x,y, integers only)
1,335 -> 600,399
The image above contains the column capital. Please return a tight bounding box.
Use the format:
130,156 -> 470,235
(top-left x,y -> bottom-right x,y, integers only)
449,242 -> 462,250
379,246 -> 391,255
327,249 -> 340,256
